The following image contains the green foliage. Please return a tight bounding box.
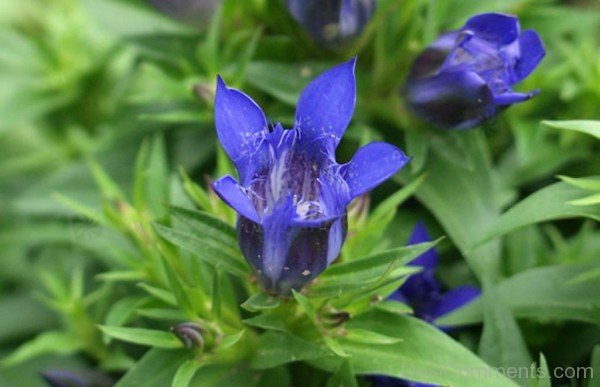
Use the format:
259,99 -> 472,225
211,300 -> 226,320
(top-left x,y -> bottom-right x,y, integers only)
1,0 -> 599,386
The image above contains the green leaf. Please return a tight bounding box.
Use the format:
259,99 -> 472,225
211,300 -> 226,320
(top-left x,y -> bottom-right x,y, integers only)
326,360 -> 358,387
159,254 -> 194,317
154,224 -> 249,278
117,348 -> 192,387
324,336 -> 350,358
405,130 -> 429,174
86,157 -> 126,201
536,354 -> 551,387
179,168 -> 212,210
218,330 -> 246,350
438,263 -> 600,326
145,136 -> 169,219
312,241 -> 439,297
292,290 -> 318,323
99,326 -> 182,349
250,331 -> 329,369
311,310 -> 516,387
2,331 -> 81,367
345,174 -> 427,257
138,283 -> 177,306
0,294 -> 56,343
374,300 -> 413,316
345,329 -> 402,345
402,130 -> 502,280
172,359 -> 202,387
104,297 -> 144,331
569,193 -> 600,206
475,182 -> 600,245
243,314 -> 288,332
245,61 -> 331,106
82,0 -> 196,37
558,175 -> 600,192
543,120 -> 600,140
136,308 -> 188,322
241,293 -> 280,313
170,206 -> 236,246
589,346 -> 600,387
478,285 -> 532,386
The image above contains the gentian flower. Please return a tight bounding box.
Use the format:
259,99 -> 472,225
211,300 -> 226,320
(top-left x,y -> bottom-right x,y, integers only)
212,59 -> 409,295
285,0 -> 376,47
148,0 -> 220,28
405,13 -> 545,129
370,222 -> 480,387
390,222 -> 480,324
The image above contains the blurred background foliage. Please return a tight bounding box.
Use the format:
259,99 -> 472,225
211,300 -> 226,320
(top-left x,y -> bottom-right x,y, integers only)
0,0 -> 599,386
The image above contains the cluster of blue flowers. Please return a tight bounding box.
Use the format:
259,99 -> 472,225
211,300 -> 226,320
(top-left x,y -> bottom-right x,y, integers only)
213,11 -> 545,295
207,6 -> 544,386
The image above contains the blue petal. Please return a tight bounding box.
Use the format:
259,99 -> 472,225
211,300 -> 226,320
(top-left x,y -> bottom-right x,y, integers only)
464,13 -> 520,45
294,58 -> 356,149
370,374 -> 438,387
406,70 -> 495,129
212,176 -> 260,223
494,90 -> 538,105
215,76 -> 268,181
341,142 -> 409,199
408,31 -> 460,79
238,208 -> 345,295
514,29 -> 545,82
407,222 -> 438,270
433,285 -> 481,321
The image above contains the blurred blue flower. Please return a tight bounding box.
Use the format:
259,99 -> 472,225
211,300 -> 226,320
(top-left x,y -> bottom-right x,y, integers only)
405,13 -> 545,129
148,0 -> 220,27
285,0 -> 376,47
391,222 -> 480,325
212,58 -> 409,295
370,222 -> 480,387
41,369 -> 113,387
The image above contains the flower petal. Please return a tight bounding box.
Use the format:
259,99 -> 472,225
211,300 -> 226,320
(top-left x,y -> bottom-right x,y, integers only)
406,70 -> 495,129
514,29 -> 545,82
238,209 -> 344,295
341,142 -> 409,199
494,90 -> 538,105
215,76 -> 268,169
433,285 -> 481,321
212,176 -> 260,223
407,222 -> 438,270
294,58 -> 356,149
464,13 -> 520,45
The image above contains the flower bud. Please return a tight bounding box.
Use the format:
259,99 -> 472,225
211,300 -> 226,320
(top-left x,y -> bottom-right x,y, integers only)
285,0 -> 376,47
171,322 -> 204,349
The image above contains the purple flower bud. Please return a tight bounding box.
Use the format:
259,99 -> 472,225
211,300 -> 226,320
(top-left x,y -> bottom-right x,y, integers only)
148,0 -> 220,28
40,370 -> 113,387
285,0 -> 376,47
212,58 -> 409,295
171,322 -> 204,349
405,13 -> 545,129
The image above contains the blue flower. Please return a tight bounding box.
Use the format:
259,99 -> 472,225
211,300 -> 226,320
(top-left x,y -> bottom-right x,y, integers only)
390,222 -> 480,325
212,59 -> 409,295
405,13 -> 545,129
370,222 -> 480,387
285,0 -> 376,47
